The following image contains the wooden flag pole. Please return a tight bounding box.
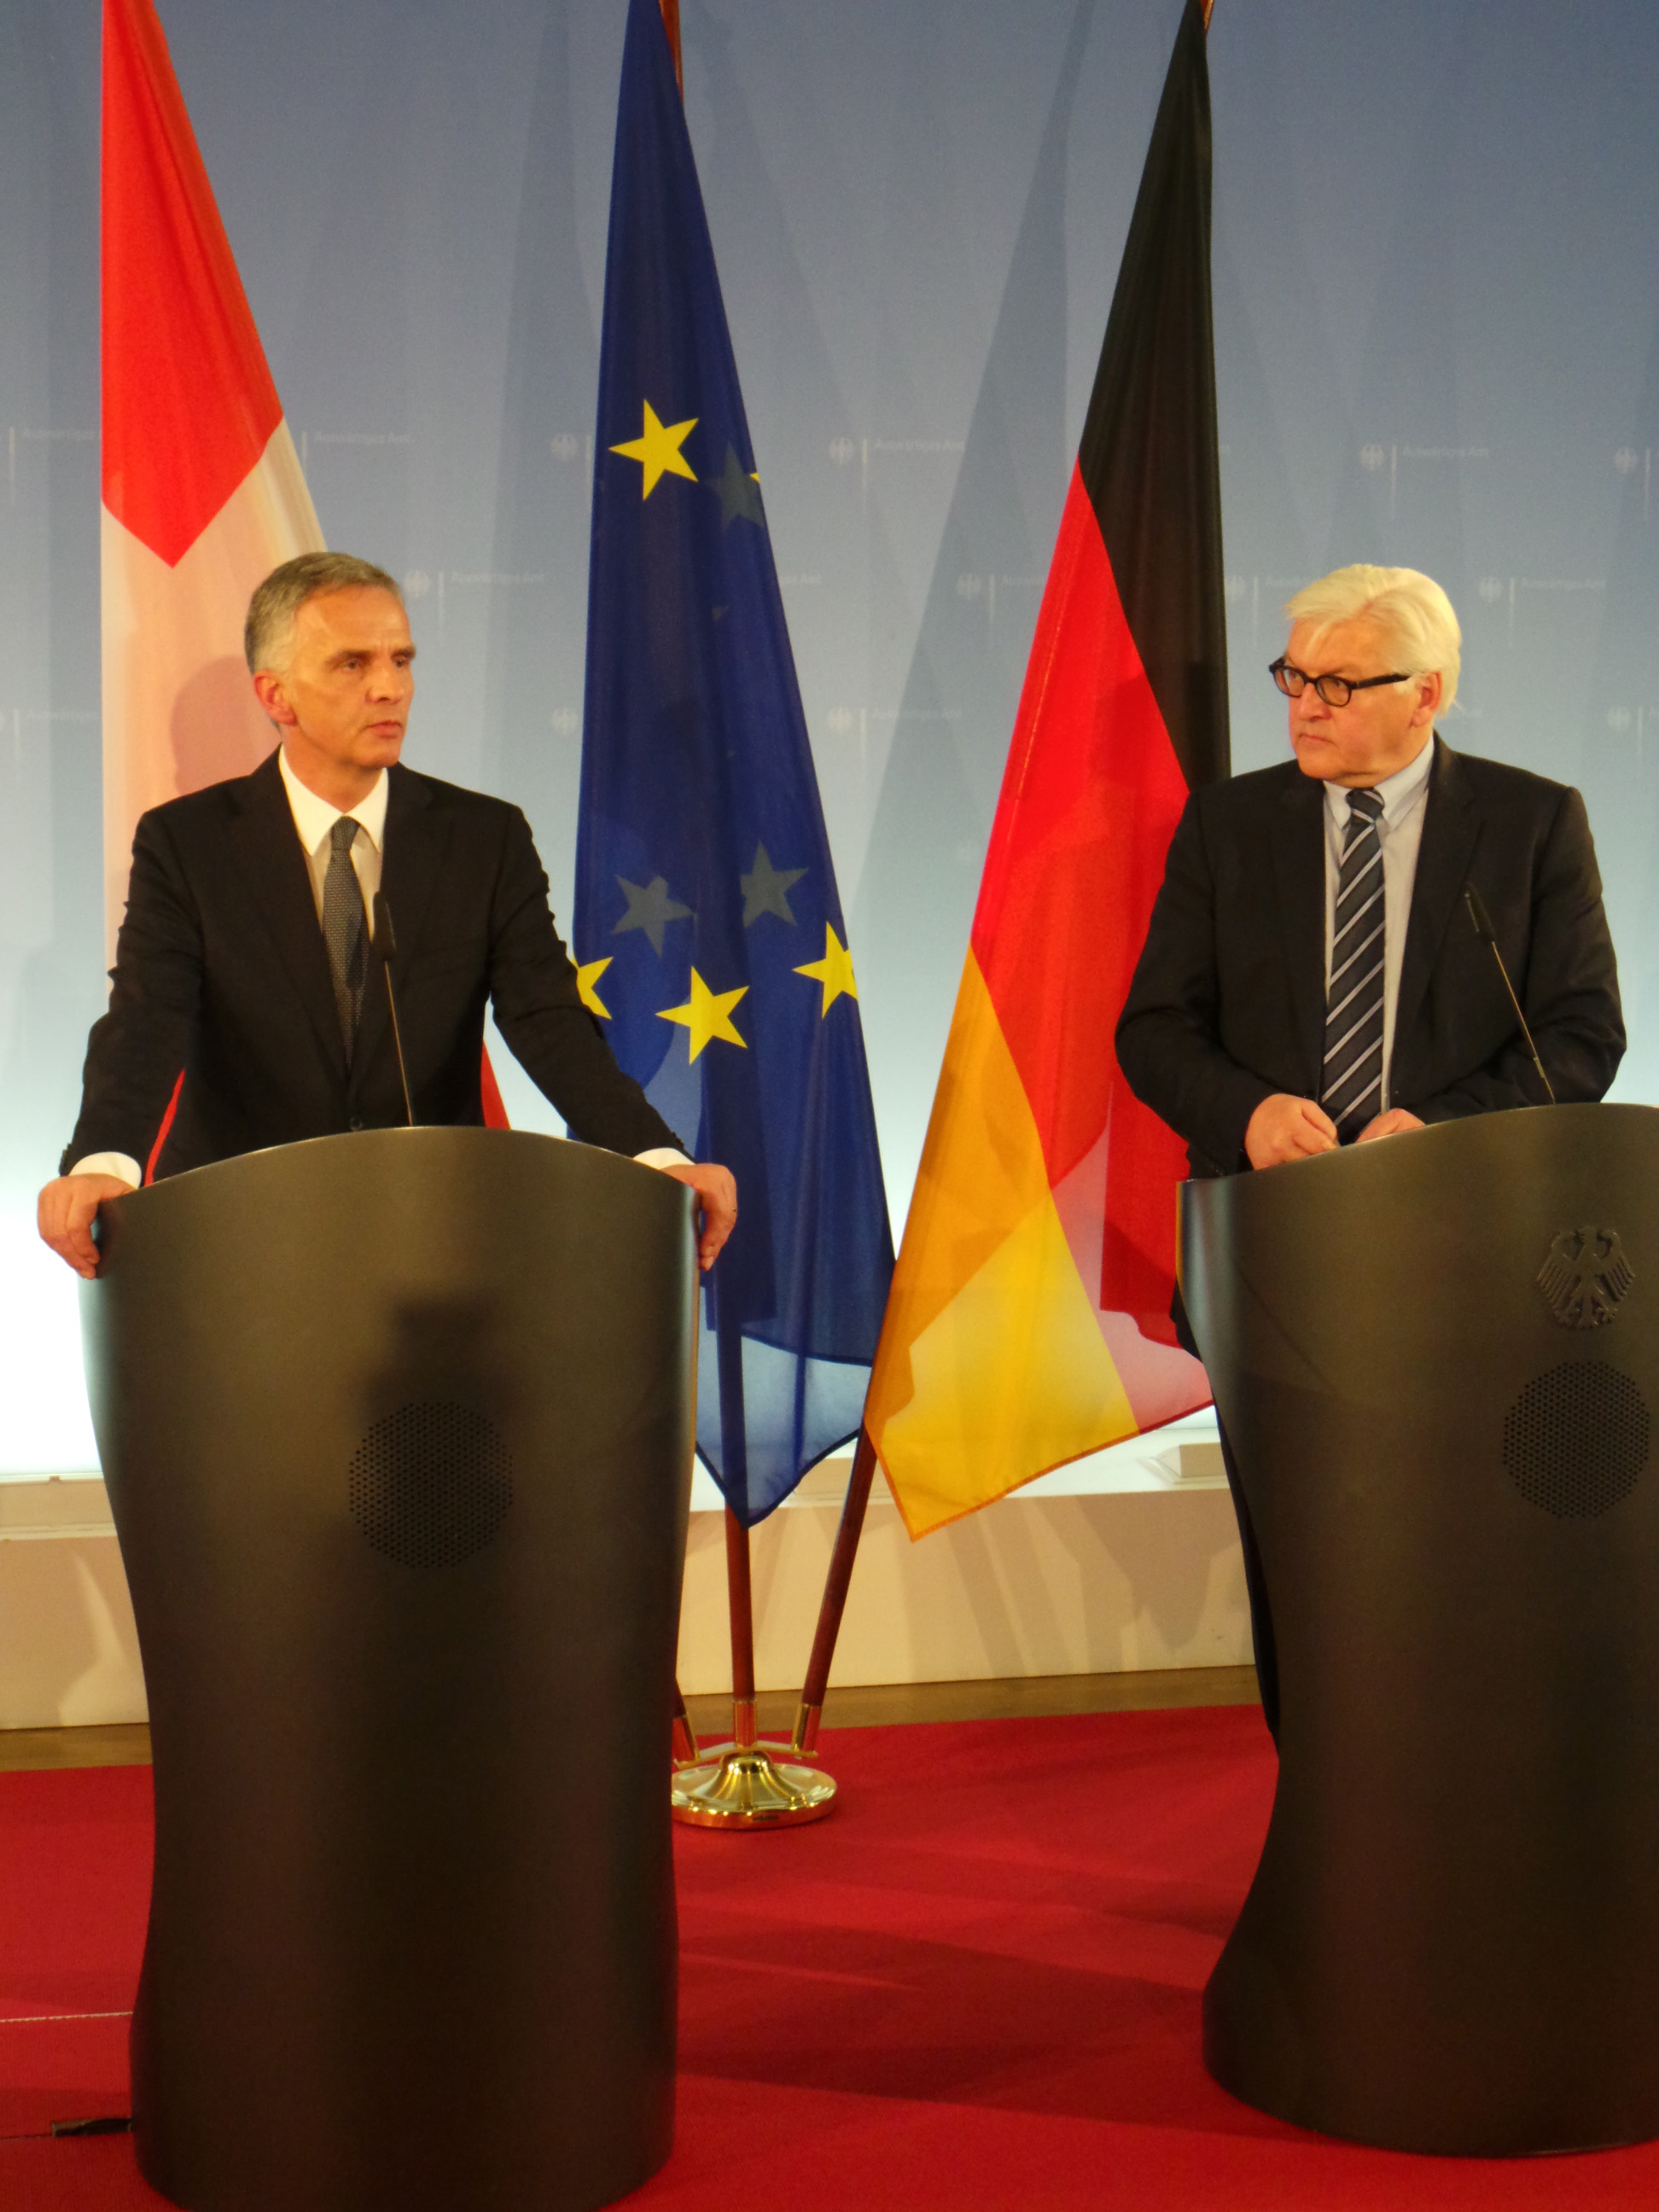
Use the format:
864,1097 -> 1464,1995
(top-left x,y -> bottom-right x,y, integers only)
654,0 -> 699,1784
657,0 -> 684,90
672,1677 -> 698,1765
725,1505 -> 758,1749
792,1427 -> 877,1755
644,0 -> 830,1825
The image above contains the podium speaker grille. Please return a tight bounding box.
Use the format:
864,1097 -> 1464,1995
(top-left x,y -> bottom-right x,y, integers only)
348,1403 -> 514,1569
1502,1360 -> 1649,1520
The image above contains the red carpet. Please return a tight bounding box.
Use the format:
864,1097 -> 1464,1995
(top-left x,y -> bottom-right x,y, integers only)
6,1707 -> 1659,2207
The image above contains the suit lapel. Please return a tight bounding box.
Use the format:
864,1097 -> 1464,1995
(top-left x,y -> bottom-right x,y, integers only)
357,766 -> 450,1076
1394,736 -> 1480,1058
1268,771 -> 1329,1094
229,753 -> 348,1080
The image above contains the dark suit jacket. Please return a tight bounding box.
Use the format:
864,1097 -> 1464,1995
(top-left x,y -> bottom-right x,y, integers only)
1115,736 -> 1625,1178
63,751 -> 680,1177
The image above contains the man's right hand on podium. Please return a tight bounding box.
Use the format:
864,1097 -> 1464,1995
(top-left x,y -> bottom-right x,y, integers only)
37,1173 -> 137,1279
1244,1094 -> 1339,1170
657,1160 -> 738,1271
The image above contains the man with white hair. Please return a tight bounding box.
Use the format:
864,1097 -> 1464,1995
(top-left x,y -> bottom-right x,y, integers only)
1118,562 -> 1622,1172
1116,562 -> 1623,1729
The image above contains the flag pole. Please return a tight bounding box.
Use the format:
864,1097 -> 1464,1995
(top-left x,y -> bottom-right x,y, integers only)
792,1428 -> 876,1755
672,1678 -> 698,1765
656,0 -> 684,92
648,0 -> 834,1827
791,0 -> 1222,1758
725,1506 -> 758,1747
653,0 -> 698,1785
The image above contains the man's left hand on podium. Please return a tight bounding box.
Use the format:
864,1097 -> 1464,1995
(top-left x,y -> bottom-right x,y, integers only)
1356,1109 -> 1425,1144
658,1161 -> 738,1270
37,1171 -> 138,1278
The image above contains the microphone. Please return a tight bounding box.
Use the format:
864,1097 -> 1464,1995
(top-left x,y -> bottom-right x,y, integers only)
1464,885 -> 1555,1105
372,894 -> 416,1128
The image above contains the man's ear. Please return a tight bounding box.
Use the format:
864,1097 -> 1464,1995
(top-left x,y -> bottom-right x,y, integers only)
1411,669 -> 1443,726
251,667 -> 296,726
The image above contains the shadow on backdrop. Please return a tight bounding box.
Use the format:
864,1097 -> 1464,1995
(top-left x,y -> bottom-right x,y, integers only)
485,0 -> 598,866
1587,302 -> 1659,1105
852,0 -> 1094,1206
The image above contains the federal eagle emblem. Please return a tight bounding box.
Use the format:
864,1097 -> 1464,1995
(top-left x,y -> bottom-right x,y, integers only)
1537,1226 -> 1633,1330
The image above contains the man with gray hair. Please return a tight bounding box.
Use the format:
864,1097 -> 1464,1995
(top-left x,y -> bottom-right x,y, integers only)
39,552 -> 736,1274
1116,562 -> 1623,1728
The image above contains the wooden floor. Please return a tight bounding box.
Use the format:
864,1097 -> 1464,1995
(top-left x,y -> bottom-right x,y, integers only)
686,1665 -> 1259,1743
0,1668 -> 1260,1773
0,1721 -> 154,1773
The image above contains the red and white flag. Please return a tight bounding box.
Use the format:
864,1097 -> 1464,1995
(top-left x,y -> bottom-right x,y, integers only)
101,0 -> 323,953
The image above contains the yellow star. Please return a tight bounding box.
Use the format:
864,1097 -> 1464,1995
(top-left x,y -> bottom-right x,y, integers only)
609,400 -> 698,498
576,957 -> 613,1020
795,923 -> 859,1016
657,968 -> 748,1062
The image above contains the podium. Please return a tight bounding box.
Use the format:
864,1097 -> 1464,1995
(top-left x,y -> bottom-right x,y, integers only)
79,1128 -> 697,2212
1180,1103 -> 1659,2155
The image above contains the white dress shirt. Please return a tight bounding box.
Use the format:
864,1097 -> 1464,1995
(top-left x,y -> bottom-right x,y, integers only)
278,745 -> 388,928
74,744 -> 688,1182
1322,736 -> 1435,1114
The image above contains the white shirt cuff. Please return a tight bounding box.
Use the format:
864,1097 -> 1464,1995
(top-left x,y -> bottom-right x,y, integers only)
75,1148 -> 687,1185
70,1153 -> 143,1189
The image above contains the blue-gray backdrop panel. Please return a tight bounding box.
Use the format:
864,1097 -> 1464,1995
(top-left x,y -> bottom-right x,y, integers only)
2,0 -> 1655,1467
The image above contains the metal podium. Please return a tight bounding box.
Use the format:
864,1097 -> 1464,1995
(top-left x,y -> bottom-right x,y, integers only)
1181,1103 -> 1659,2155
80,1128 -> 696,2212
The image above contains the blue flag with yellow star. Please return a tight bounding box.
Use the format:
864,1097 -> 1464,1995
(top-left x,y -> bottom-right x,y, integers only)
575,0 -> 894,1528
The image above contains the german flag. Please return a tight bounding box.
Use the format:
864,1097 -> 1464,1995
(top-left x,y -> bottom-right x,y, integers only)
867,0 -> 1229,1538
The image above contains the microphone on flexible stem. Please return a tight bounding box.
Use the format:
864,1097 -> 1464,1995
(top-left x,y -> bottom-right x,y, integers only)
1464,884 -> 1555,1104
372,894 -> 416,1128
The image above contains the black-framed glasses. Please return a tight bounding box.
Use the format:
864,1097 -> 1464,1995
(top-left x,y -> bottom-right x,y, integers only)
1269,657 -> 1410,708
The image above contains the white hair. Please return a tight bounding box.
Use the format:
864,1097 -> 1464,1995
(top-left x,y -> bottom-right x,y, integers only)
1284,564 -> 1461,716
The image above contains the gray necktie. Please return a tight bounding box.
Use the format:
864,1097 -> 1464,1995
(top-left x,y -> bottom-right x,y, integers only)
1321,787 -> 1386,1143
323,817 -> 367,1060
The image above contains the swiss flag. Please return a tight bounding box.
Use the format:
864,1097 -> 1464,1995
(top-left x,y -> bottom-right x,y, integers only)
101,0 -> 323,953
100,0 -> 507,1155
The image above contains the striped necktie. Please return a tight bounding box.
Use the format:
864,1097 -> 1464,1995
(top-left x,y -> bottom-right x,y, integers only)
323,816 -> 368,1061
1322,787 -> 1386,1143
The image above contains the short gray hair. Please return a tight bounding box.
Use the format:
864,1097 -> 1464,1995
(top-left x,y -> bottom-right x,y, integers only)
1285,564 -> 1462,716
244,553 -> 405,674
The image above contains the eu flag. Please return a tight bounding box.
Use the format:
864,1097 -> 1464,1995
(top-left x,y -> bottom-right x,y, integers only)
575,0 -> 894,1528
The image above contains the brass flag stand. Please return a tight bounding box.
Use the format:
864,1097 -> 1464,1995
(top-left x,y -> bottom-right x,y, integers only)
672,1504 -> 836,1828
